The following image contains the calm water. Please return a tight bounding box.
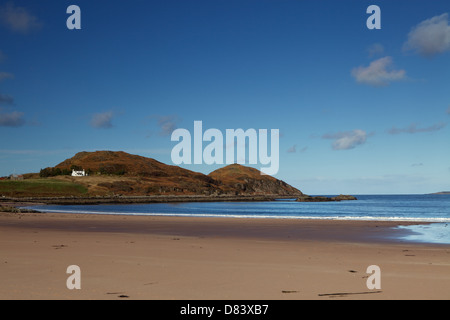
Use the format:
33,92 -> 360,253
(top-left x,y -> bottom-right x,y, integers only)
29,194 -> 450,244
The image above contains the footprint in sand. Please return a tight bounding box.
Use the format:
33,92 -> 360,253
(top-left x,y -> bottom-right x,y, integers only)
52,245 -> 68,249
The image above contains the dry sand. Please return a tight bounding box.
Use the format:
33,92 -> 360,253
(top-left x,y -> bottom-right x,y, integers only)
0,211 -> 449,300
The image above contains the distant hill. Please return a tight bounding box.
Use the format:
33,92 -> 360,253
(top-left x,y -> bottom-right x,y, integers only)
430,191 -> 450,195
48,151 -> 303,197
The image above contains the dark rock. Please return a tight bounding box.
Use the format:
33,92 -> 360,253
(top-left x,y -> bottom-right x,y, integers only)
296,194 -> 357,202
331,194 -> 357,201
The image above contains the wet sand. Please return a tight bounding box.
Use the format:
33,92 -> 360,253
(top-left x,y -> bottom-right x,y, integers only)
0,211 -> 449,300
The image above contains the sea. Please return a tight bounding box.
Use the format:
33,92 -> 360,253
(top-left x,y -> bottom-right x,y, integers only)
28,194 -> 450,245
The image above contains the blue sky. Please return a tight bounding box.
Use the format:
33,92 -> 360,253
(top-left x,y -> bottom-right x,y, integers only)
0,0 -> 449,194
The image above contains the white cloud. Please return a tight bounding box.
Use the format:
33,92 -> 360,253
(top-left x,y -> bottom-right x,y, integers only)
388,122 -> 447,135
0,110 -> 25,127
351,57 -> 406,87
90,111 -> 114,129
322,129 -> 368,150
0,2 -> 42,33
404,13 -> 450,57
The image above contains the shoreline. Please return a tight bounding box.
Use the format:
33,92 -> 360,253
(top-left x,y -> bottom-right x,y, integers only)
5,199 -> 450,245
6,199 -> 450,224
0,194 -> 302,205
0,209 -> 442,245
0,192 -> 359,205
21,209 -> 450,224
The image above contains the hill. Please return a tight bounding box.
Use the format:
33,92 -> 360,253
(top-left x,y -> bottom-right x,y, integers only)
55,150 -> 193,177
43,151 -> 303,197
209,164 -> 303,195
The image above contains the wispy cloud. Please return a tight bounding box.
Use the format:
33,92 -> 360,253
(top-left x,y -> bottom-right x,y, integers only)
388,122 -> 447,135
404,13 -> 450,57
322,129 -> 369,150
90,111 -> 114,129
0,110 -> 25,127
287,145 -> 296,153
287,145 -> 307,153
446,106 -> 450,115
0,2 -> 42,34
152,115 -> 180,136
351,57 -> 406,87
0,72 -> 13,82
0,93 -> 14,105
367,43 -> 384,57
411,163 -> 424,167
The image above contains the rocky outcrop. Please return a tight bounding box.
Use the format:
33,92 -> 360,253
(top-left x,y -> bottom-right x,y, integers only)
208,164 -> 303,196
430,191 -> 450,195
296,194 -> 357,202
331,194 -> 357,201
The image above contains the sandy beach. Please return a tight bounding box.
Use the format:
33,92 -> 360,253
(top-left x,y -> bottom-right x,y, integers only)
0,210 -> 449,300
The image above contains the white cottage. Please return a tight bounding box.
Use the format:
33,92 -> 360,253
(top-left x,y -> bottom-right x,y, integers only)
71,169 -> 86,177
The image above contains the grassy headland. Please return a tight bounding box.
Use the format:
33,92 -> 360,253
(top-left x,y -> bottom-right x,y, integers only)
0,179 -> 88,197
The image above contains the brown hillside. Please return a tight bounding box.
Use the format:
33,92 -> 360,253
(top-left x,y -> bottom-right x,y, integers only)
50,151 -> 302,196
209,164 -> 303,196
56,151 -> 195,178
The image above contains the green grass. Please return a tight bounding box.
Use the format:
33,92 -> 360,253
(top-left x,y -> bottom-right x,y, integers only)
0,179 -> 88,197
